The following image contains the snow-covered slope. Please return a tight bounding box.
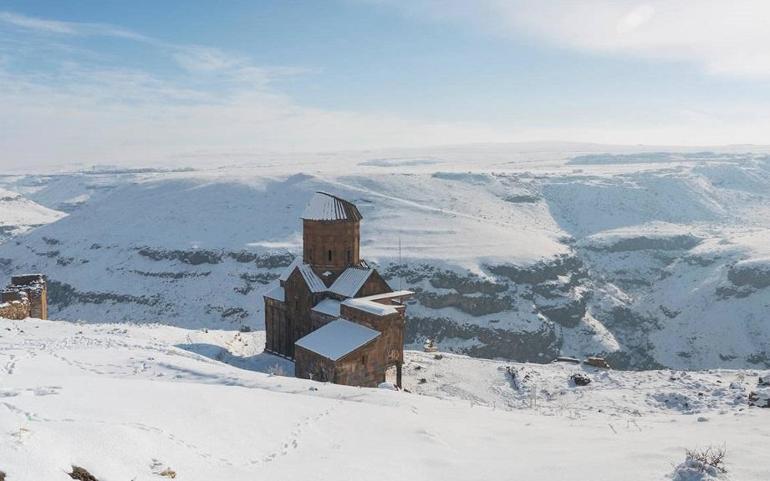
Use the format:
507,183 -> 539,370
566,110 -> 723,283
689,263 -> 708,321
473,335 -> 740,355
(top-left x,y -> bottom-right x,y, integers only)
0,145 -> 769,369
1,318 -> 768,480
0,187 -> 66,243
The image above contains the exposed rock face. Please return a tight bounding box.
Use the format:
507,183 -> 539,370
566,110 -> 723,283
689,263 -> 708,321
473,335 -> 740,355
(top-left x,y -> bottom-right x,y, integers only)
136,247 -> 294,268
748,388 -> 770,408
583,234 -> 701,253
414,291 -> 515,316
383,256 -> 595,362
405,315 -> 560,362
728,258 -> 770,289
48,280 -> 166,310
487,255 -> 584,285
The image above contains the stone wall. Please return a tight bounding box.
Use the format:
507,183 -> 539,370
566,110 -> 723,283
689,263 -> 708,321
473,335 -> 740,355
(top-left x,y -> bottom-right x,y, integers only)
283,269 -> 322,359
333,339 -> 386,387
355,271 -> 392,298
302,219 -> 360,274
295,345 -> 336,382
0,301 -> 29,320
5,274 -> 47,320
264,297 -> 287,355
309,309 -> 335,331
341,304 -> 405,367
295,334 -> 387,387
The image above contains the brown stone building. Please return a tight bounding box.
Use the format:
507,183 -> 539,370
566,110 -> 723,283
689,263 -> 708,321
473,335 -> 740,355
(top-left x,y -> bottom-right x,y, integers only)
0,274 -> 48,320
264,192 -> 412,387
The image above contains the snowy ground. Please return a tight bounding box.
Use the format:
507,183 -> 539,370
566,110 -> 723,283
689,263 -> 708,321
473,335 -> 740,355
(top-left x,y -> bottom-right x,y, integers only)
1,318 -> 768,480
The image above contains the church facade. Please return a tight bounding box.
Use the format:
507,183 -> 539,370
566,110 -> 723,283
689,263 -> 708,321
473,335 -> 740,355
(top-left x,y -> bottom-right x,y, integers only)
263,192 -> 412,387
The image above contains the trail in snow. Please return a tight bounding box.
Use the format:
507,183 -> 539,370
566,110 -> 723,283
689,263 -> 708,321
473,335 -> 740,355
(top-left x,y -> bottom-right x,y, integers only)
0,319 -> 768,480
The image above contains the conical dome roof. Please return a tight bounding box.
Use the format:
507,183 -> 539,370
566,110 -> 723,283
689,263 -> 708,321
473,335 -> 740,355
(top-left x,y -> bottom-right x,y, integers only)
301,192 -> 362,221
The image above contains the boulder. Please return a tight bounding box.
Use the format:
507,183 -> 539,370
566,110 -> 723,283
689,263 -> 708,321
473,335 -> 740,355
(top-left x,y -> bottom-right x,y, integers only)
570,373 -> 591,386
749,387 -> 770,408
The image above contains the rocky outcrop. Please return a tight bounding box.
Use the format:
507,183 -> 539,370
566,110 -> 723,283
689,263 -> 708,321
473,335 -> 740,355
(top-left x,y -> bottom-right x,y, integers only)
583,234 -> 701,253
728,258 -> 770,289
428,271 -> 507,295
487,254 -> 584,285
137,247 -> 294,268
137,247 -> 224,265
405,315 -> 560,362
48,280 -> 166,309
415,290 -> 514,316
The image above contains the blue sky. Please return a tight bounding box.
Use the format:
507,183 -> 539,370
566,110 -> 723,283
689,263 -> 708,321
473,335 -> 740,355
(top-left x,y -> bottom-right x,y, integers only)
2,1 -> 770,167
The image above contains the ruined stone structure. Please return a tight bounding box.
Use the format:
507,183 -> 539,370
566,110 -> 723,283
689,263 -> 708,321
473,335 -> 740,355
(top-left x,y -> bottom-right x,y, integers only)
264,192 -> 412,387
0,274 -> 48,320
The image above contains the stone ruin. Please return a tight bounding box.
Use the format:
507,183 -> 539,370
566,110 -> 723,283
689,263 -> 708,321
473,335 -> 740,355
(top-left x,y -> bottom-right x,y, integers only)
0,274 -> 48,320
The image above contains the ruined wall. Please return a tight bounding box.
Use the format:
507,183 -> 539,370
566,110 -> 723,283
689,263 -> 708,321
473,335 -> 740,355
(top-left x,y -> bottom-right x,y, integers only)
7,274 -> 47,320
0,300 -> 29,320
302,219 -> 360,273
0,274 -> 47,320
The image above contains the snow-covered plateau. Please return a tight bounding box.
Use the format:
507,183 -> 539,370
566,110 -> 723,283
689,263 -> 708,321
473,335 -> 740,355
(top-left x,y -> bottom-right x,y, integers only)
1,318 -> 768,480
0,144 -> 769,369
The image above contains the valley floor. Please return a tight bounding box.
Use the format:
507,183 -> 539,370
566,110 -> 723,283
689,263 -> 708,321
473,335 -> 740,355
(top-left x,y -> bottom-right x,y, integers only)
0,319 -> 768,480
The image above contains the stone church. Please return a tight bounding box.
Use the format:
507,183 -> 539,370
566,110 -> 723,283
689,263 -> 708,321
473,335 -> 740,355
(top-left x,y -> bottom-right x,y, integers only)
263,192 -> 412,387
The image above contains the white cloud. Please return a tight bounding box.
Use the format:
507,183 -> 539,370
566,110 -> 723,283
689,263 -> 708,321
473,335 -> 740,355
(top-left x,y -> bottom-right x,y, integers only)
0,72 -> 509,169
0,10 -> 149,40
0,10 -> 265,81
4,7 -> 770,170
372,0 -> 770,79
172,46 -> 244,73
0,11 -> 78,34
0,12 -> 509,169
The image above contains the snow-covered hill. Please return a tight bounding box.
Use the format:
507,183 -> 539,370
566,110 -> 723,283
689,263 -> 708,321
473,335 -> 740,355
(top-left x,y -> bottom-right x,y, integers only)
1,318 -> 768,480
0,187 -> 66,243
0,144 -> 769,369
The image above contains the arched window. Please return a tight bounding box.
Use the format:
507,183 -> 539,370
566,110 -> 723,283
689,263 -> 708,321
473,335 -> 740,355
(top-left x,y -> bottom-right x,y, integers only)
328,250 -> 332,262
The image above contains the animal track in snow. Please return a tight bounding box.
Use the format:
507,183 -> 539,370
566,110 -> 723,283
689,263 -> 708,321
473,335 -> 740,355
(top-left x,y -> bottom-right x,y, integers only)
259,403 -> 337,465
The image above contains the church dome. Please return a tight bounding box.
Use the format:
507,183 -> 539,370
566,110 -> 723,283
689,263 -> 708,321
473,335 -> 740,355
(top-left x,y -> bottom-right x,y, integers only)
301,192 -> 362,222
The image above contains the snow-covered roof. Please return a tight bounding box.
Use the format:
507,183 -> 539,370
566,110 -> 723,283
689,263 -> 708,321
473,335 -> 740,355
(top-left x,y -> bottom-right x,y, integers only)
301,192 -> 362,222
359,290 -> 414,301
295,319 -> 380,361
278,258 -> 327,293
328,267 -> 374,297
311,298 -> 341,317
342,297 -> 399,316
263,283 -> 285,302
279,258 -> 302,282
297,263 -> 327,293
341,290 -> 413,317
